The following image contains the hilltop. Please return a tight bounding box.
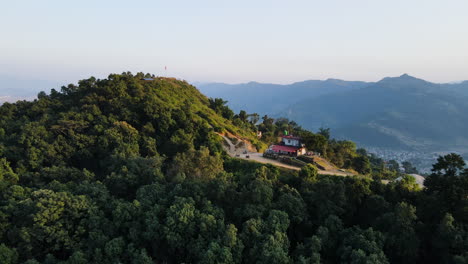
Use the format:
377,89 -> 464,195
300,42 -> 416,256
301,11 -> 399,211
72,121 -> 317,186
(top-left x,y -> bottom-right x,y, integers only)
0,73 -> 265,164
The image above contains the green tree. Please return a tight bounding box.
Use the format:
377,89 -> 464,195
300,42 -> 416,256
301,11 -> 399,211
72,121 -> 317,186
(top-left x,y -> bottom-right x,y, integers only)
387,160 -> 400,172
299,164 -> 318,183
402,161 -> 418,174
353,155 -> 371,175
318,127 -> 330,140
238,110 -> 248,122
208,98 -> 234,119
432,153 -> 466,176
102,121 -> 140,158
167,147 -> 223,181
300,131 -> 328,156
9,190 -> 93,260
0,243 -> 18,264
377,202 -> 420,263
104,156 -> 164,198
0,158 -> 18,191
394,174 -> 421,191
338,227 -> 389,264
432,213 -> 468,263
241,210 -> 291,264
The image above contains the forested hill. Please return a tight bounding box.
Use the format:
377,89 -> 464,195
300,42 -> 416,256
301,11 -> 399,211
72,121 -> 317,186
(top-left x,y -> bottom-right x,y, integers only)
0,72 -> 467,263
0,73 -> 264,163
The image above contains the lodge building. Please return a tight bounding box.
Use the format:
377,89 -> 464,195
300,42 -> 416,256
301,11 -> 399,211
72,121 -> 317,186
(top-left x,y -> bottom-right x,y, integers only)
266,135 -> 306,156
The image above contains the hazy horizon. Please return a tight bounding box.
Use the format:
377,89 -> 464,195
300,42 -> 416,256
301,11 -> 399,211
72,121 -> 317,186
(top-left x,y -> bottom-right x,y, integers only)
2,0 -> 468,85
1,72 -> 467,89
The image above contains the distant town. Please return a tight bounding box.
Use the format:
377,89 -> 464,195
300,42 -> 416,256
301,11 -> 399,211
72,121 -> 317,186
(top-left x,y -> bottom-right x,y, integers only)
365,147 -> 467,174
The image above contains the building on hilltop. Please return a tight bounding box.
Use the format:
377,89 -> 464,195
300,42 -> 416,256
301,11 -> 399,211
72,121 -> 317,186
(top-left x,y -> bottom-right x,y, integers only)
266,135 -> 306,156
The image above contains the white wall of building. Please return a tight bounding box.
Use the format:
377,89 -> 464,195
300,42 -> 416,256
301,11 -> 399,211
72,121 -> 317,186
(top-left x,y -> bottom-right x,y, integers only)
282,138 -> 300,147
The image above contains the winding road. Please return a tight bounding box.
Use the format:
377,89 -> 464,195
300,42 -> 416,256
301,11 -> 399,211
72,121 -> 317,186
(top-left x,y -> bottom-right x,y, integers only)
220,134 -> 353,176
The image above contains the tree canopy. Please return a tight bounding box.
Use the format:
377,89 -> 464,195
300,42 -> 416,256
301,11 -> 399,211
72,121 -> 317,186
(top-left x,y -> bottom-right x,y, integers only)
0,73 -> 467,263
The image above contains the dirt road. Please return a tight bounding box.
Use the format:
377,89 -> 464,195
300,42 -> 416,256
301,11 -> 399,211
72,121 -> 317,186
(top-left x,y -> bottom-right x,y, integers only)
219,134 -> 353,177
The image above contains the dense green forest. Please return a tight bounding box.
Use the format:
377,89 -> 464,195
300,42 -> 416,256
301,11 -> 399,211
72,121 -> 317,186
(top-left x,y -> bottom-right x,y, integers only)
0,73 -> 467,263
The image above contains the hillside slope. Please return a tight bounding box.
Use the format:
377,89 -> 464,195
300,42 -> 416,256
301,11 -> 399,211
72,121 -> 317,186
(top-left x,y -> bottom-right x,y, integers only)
0,73 -> 264,171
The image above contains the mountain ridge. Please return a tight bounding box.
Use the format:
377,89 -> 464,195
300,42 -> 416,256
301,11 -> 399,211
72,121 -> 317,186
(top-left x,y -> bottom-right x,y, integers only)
197,78 -> 371,115
285,74 -> 468,151
198,74 -> 468,153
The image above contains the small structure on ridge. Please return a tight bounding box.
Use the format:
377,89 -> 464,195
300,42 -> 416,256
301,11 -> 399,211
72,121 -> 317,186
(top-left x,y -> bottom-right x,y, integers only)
266,135 -> 306,156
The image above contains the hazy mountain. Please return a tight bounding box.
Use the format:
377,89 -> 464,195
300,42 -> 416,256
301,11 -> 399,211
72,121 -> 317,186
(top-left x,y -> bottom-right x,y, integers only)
442,80 -> 468,97
199,74 -> 468,152
197,79 -> 371,115
284,74 -> 468,151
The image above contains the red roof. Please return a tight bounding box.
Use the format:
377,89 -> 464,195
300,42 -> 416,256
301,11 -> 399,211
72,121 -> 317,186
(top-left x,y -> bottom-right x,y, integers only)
271,145 -> 301,153
282,135 -> 301,140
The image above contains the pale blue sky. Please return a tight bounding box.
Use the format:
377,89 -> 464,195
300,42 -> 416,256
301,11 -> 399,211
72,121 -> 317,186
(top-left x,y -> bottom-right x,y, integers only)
1,0 -> 468,84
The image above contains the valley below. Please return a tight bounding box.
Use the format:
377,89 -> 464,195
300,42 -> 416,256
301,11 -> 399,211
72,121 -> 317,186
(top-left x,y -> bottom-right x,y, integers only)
364,146 -> 468,174
199,74 -> 468,173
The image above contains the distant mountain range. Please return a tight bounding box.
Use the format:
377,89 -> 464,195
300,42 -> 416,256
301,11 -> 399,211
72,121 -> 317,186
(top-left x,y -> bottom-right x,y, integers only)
197,79 -> 370,115
198,74 -> 468,152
